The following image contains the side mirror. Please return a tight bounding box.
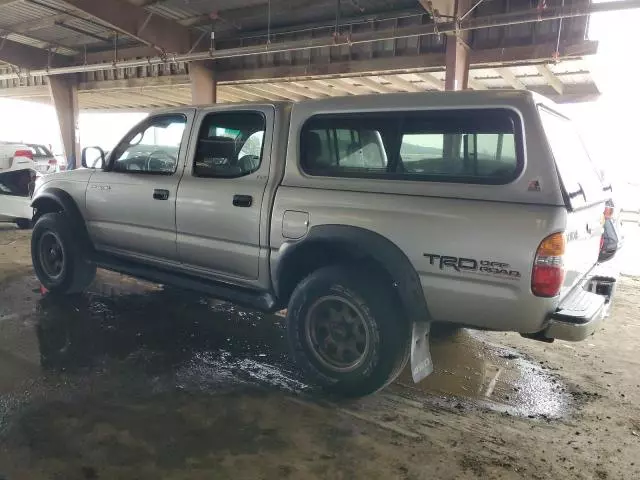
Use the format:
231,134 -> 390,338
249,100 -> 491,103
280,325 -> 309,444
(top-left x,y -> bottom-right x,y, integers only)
81,146 -> 106,169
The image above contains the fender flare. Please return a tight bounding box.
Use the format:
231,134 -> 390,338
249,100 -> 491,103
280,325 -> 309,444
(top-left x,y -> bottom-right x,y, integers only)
31,187 -> 94,251
274,224 -> 431,326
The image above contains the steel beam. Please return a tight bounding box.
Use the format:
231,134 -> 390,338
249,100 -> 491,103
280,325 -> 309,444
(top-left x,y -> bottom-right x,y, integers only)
60,0 -> 194,53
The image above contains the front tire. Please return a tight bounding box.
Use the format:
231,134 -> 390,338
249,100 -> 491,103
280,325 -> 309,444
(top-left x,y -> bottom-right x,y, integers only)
286,265 -> 410,397
31,212 -> 96,294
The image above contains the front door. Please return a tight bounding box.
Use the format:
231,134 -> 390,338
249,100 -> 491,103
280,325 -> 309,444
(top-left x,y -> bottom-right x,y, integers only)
176,107 -> 274,281
85,111 -> 194,263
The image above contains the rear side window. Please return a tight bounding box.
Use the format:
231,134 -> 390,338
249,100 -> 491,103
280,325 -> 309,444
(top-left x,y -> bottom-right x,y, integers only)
300,109 -> 523,184
539,107 -> 604,209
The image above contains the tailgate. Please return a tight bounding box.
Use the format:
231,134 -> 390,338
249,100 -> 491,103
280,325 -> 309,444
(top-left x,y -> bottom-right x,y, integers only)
538,106 -> 606,297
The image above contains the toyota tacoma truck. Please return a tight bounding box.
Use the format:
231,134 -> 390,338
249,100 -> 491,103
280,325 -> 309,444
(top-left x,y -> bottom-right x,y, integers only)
29,90 -> 617,397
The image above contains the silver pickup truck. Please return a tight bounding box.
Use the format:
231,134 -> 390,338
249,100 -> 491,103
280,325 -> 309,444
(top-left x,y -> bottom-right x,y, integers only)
29,90 -> 616,397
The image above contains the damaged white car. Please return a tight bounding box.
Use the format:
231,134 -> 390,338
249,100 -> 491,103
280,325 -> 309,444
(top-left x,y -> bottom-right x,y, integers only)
0,168 -> 36,229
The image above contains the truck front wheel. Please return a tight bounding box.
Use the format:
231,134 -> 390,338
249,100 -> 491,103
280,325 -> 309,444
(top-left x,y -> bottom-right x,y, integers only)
31,212 -> 96,294
286,265 -> 410,397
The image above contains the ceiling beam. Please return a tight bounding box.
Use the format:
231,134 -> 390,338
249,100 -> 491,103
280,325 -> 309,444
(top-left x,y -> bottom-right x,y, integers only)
60,0 -> 194,53
223,85 -> 267,102
353,76 -> 396,94
415,72 -> 444,90
0,28 -> 79,55
321,78 -> 370,95
9,13 -> 71,34
535,64 -> 564,94
293,81 -> 342,97
0,38 -> 69,70
240,84 -> 292,101
248,83 -> 307,101
217,40 -> 597,84
78,75 -> 190,91
270,82 -> 321,99
0,84 -> 50,98
496,67 -> 526,89
467,77 -> 487,90
382,75 -> 423,92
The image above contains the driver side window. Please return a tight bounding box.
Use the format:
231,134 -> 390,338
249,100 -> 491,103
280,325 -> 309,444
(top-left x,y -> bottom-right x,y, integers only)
112,114 -> 186,174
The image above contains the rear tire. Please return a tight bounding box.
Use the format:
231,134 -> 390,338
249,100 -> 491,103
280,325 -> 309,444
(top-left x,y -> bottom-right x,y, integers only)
31,212 -> 96,294
15,218 -> 32,230
286,265 -> 410,397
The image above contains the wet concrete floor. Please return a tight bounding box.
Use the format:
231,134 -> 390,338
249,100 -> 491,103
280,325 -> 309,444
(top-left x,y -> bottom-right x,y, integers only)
0,270 -> 575,477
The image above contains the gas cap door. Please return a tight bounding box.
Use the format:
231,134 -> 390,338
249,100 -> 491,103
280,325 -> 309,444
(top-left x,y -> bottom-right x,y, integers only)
282,210 -> 310,239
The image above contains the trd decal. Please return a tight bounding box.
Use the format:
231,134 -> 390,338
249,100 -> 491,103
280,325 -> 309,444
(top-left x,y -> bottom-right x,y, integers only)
423,253 -> 521,279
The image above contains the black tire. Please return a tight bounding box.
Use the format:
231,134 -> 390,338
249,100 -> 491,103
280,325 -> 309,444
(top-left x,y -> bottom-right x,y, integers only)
15,218 -> 32,230
286,265 -> 410,397
31,212 -> 96,294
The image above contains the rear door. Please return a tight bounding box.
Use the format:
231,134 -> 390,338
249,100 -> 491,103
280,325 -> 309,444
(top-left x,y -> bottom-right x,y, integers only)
539,107 -> 606,295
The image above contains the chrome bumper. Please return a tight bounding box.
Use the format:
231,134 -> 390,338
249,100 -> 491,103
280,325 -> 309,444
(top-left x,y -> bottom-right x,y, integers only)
544,275 -> 616,342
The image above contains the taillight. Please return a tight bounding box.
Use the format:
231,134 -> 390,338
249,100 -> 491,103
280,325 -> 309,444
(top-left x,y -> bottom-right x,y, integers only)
48,158 -> 57,166
532,232 -> 566,297
14,149 -> 33,159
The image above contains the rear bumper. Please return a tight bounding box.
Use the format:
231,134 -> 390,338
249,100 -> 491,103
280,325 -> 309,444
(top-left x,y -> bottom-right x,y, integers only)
543,274 -> 616,342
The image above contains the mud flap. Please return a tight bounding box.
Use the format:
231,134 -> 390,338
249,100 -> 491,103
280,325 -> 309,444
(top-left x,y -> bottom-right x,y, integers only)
410,321 -> 433,383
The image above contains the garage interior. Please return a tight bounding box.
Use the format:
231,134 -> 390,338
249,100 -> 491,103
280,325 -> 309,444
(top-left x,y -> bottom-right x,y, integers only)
1,0 -> 640,479
2,0 -> 636,167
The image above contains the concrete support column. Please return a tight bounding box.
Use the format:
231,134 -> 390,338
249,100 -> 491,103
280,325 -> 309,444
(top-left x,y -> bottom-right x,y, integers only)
189,61 -> 217,104
445,35 -> 470,91
48,74 -> 80,170
444,0 -> 471,91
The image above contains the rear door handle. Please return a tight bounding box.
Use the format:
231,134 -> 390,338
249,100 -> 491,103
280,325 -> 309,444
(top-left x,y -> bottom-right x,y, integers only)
153,189 -> 170,200
233,194 -> 253,207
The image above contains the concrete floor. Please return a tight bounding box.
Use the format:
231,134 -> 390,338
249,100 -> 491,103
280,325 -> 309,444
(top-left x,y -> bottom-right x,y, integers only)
0,224 -> 639,479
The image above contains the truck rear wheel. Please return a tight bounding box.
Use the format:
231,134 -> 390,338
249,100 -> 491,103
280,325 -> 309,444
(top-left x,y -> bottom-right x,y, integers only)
286,265 -> 410,397
31,212 -> 96,294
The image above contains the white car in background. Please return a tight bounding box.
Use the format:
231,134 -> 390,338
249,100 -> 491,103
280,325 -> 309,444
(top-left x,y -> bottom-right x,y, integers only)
0,141 -> 36,172
28,144 -> 61,174
0,142 -> 37,229
0,168 -> 36,229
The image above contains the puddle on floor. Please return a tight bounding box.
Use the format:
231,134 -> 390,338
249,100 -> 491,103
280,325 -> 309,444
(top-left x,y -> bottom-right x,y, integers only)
0,271 -> 572,425
396,327 -> 571,418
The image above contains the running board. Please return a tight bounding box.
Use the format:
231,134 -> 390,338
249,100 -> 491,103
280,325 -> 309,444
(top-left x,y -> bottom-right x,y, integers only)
94,255 -> 278,313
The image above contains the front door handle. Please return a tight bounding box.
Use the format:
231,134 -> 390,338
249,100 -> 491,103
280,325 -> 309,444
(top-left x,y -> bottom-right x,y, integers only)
153,189 -> 170,200
233,194 -> 253,207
